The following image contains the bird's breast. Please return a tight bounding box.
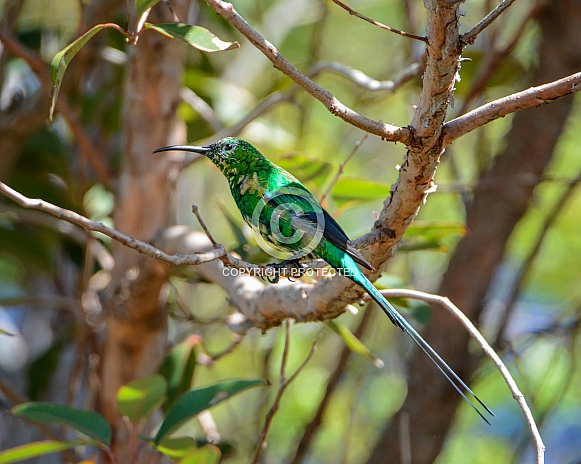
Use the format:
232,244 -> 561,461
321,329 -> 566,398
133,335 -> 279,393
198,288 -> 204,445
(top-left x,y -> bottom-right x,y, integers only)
237,172 -> 265,196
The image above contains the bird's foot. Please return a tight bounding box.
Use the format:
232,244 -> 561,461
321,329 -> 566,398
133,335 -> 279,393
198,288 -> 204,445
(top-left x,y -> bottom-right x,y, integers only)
264,258 -> 306,284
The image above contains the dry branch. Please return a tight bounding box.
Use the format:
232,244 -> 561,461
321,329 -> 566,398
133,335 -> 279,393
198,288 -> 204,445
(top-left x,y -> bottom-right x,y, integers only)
0,181 -> 226,266
203,0 -> 412,144
460,0 -> 519,45
442,71 -> 581,146
372,289 -> 545,464
330,0 -> 427,42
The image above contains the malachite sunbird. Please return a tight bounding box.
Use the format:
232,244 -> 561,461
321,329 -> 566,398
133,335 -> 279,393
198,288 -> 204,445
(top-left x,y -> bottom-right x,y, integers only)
154,137 -> 494,423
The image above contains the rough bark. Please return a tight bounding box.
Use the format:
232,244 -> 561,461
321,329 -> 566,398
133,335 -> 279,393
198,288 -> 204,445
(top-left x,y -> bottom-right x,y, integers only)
368,1 -> 581,463
98,1 -> 188,458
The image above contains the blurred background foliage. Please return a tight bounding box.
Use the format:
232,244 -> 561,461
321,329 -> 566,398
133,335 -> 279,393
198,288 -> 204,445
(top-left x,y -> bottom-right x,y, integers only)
1,0 -> 581,463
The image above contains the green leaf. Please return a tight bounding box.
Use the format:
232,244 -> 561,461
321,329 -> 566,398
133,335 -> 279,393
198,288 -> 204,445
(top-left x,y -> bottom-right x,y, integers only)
403,220 -> 467,238
178,445 -> 221,464
156,437 -> 198,460
117,374 -> 167,423
0,440 -> 86,464
154,379 -> 265,444
327,320 -> 383,367
145,23 -> 239,52
137,0 -> 161,16
158,336 -> 199,412
12,403 -> 111,445
277,154 -> 332,189
332,177 -> 391,207
400,220 -> 467,253
50,24 -> 106,120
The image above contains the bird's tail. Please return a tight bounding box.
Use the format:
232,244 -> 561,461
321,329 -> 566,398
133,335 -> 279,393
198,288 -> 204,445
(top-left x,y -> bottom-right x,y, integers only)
340,255 -> 495,424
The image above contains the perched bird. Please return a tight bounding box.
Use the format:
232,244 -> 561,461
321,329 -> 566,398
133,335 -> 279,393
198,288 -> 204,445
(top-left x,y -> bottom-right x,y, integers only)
154,137 -> 493,423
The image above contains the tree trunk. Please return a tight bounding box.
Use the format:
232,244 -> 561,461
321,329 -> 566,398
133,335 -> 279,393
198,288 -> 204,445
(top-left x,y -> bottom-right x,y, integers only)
368,1 -> 581,463
98,1 -> 188,458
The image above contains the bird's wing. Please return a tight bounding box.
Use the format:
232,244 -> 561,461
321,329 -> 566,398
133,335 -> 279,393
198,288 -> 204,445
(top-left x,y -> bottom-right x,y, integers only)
267,192 -> 374,271
305,209 -> 374,271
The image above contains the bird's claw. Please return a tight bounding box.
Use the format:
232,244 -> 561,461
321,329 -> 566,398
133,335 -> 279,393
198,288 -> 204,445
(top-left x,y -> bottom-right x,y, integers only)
264,259 -> 306,284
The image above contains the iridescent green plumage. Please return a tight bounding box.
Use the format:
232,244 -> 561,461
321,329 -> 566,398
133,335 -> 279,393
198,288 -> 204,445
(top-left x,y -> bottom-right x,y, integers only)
154,137 -> 494,423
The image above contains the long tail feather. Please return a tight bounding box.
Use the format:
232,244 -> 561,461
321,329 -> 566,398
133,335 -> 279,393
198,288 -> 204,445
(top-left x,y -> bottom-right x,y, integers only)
344,258 -> 494,423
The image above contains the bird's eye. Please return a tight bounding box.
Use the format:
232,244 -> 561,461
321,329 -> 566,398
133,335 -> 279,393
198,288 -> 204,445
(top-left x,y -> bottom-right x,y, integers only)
224,143 -> 234,152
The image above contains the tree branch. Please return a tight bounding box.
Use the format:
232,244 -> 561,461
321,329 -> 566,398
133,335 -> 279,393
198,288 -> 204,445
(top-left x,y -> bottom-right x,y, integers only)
0,181 -> 226,266
309,60 -> 422,92
330,0 -> 428,43
442,71 -> 581,146
203,0 -> 412,144
460,0 -> 519,45
369,289 -> 545,464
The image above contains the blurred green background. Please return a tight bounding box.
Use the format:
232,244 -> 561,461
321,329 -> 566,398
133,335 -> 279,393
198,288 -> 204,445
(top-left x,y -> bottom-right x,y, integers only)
1,0 -> 580,463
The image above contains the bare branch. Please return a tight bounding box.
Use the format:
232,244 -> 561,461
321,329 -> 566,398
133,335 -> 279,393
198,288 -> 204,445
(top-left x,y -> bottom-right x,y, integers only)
206,90 -> 297,144
203,0 -> 412,144
330,0 -> 427,43
461,0 -> 519,45
290,309 -> 374,464
0,181 -> 226,266
180,87 -> 223,131
320,133 -> 368,204
0,181 -> 321,280
309,60 -> 422,92
494,169 -> 581,346
370,289 -> 545,464
252,322 -> 321,464
442,71 -> 581,146
455,2 -> 539,115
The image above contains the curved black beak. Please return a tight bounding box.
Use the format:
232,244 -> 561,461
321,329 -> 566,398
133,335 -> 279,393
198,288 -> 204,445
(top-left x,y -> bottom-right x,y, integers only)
152,145 -> 211,155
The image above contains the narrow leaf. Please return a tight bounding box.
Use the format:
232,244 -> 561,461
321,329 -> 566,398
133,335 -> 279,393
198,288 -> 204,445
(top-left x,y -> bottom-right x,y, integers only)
0,440 -> 85,464
327,321 -> 383,367
50,24 -> 106,119
156,437 -> 198,460
137,0 -> 161,16
117,374 -> 167,423
401,220 -> 466,253
145,23 -> 239,52
158,335 -> 199,412
403,220 -> 467,238
178,445 -> 221,464
12,403 -> 111,445
277,154 -> 332,188
154,379 -> 265,444
332,177 -> 391,207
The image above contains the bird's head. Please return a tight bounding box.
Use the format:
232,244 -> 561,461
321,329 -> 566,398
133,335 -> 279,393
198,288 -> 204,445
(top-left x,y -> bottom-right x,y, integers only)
153,137 -> 262,176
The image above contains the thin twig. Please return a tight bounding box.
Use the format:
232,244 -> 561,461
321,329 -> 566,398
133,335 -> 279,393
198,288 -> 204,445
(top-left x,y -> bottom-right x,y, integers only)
330,0 -> 427,43
494,170 -> 581,347
461,0 -> 519,45
455,2 -> 539,116
290,309 -> 374,464
0,181 -> 226,266
252,319 -> 293,464
442,71 -> 581,146
192,58 -> 421,166
0,181 -> 327,279
204,0 -> 411,145
191,204 -> 220,247
369,289 -> 545,464
180,87 -> 223,132
320,133 -> 368,203
252,322 -> 321,464
309,60 -> 422,93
